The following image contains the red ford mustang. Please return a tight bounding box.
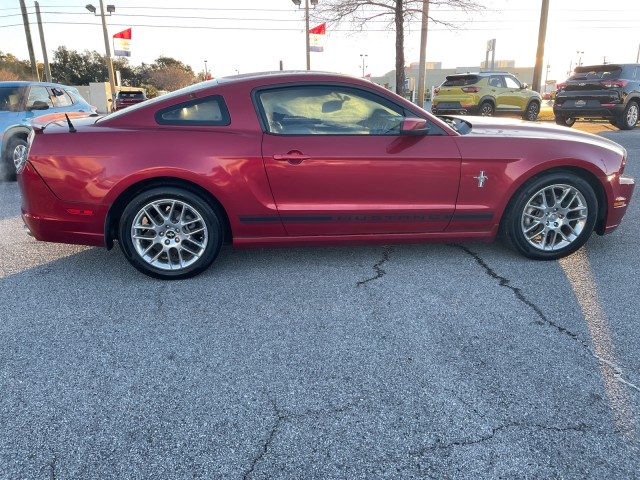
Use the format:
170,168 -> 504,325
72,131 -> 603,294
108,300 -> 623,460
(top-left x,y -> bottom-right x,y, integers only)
17,71 -> 635,279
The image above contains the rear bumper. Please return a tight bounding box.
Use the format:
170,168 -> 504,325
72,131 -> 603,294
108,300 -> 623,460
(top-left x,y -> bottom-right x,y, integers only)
18,162 -> 107,247
553,103 -> 625,119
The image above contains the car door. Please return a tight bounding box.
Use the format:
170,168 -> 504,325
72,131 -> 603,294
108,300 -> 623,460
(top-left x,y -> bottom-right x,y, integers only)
496,75 -> 526,111
257,84 -> 462,236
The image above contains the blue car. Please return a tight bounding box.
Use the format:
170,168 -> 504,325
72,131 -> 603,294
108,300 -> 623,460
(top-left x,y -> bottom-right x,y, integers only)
0,81 -> 96,181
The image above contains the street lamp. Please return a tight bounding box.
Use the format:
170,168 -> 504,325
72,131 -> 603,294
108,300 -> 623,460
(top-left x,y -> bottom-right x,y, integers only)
204,60 -> 209,80
292,0 -> 318,70
360,54 -> 368,78
86,1 -> 116,112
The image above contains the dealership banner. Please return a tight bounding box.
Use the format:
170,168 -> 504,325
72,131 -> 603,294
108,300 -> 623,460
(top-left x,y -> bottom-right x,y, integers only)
309,23 -> 326,52
113,28 -> 132,57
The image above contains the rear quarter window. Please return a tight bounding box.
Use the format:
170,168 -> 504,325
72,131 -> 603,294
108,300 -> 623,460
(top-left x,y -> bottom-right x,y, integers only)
155,95 -> 230,126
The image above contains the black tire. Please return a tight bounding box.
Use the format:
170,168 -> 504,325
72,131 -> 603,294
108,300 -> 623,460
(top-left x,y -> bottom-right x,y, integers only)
502,172 -> 598,260
2,136 -> 27,181
554,116 -> 576,127
118,187 -> 223,279
522,101 -> 540,121
479,101 -> 494,116
615,101 -> 638,130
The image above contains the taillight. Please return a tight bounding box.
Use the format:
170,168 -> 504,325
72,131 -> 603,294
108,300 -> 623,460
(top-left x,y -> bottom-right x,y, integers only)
461,87 -> 481,93
556,83 -> 566,90
600,80 -> 628,88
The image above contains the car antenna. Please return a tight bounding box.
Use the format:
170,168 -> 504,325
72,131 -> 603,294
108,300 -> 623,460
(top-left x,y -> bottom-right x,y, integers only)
64,113 -> 77,133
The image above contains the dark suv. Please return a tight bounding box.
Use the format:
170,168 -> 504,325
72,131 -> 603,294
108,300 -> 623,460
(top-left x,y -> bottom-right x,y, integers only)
114,90 -> 147,111
553,64 -> 640,130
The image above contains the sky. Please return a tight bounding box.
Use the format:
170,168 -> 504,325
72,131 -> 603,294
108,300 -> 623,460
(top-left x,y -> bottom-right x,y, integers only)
1,0 -> 640,85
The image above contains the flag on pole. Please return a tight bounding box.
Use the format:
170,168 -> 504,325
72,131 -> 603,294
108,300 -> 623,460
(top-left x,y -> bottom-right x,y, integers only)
309,23 -> 326,52
113,28 -> 132,57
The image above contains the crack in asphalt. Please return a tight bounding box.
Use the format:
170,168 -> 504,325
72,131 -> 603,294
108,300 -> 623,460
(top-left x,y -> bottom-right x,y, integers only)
357,246 -> 393,286
410,422 -> 592,456
48,455 -> 57,480
453,245 -> 640,395
243,399 -> 361,479
243,400 -> 285,480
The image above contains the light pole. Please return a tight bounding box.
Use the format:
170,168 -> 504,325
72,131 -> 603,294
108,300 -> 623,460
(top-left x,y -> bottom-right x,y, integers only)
544,62 -> 550,93
360,54 -> 368,78
86,2 -> 117,112
292,0 -> 318,70
204,60 -> 208,80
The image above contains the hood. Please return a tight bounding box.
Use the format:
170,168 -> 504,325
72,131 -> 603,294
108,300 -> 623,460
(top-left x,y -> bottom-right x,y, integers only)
459,116 -> 626,157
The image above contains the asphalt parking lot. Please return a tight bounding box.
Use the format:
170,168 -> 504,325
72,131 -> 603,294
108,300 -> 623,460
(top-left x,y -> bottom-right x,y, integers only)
0,121 -> 639,479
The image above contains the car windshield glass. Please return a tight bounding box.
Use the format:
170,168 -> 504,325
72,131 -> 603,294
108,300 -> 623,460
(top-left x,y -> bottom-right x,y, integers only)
570,67 -> 622,81
443,75 -> 478,87
0,86 -> 25,112
438,116 -> 472,135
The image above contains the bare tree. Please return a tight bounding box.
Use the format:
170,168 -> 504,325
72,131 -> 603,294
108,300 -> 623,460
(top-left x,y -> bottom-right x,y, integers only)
315,0 -> 483,96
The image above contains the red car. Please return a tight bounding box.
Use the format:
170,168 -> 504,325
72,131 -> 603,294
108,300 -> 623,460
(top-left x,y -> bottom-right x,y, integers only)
17,72 -> 635,279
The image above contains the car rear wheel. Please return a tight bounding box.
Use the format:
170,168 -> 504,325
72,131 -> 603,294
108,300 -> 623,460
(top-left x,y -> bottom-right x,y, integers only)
118,187 -> 223,279
503,172 -> 597,260
479,101 -> 494,116
2,137 -> 27,181
522,101 -> 540,121
616,101 -> 638,130
554,116 -> 576,127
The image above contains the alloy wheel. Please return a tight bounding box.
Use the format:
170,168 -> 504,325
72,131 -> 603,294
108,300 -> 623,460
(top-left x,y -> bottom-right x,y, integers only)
130,199 -> 209,271
520,183 -> 588,251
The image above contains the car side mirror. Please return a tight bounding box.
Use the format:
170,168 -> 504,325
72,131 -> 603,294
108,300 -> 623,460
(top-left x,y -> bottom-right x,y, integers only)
27,100 -> 50,111
400,117 -> 429,136
521,83 -> 529,90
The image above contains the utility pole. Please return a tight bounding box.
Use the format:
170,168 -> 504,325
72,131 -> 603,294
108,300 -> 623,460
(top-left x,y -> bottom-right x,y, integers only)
531,0 -> 549,93
19,0 -> 38,80
35,2 -> 52,82
305,0 -> 311,70
99,0 -> 117,109
416,0 -> 429,109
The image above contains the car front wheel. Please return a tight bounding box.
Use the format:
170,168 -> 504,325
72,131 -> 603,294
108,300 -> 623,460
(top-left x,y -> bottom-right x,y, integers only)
503,172 -> 597,260
554,116 -> 576,127
616,101 -> 638,130
118,187 -> 223,279
479,101 -> 494,116
523,101 -> 540,121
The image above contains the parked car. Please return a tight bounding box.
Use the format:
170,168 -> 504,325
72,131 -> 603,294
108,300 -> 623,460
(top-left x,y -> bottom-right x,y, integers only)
17,71 -> 634,279
0,81 -> 96,181
431,71 -> 542,121
553,64 -> 640,129
114,89 -> 147,111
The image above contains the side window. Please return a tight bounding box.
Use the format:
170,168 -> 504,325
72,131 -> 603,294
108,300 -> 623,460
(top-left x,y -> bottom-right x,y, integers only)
257,85 -> 405,135
155,95 -> 230,126
488,76 -> 504,88
51,88 -> 74,107
26,86 -> 54,109
504,76 -> 521,89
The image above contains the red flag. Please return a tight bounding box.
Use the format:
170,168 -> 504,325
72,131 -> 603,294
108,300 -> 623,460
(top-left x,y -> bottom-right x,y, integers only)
113,28 -> 131,40
309,23 -> 326,35
113,28 -> 132,57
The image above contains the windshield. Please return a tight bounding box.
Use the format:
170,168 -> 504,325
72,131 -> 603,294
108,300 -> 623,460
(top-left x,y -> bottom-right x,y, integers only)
570,67 -> 622,81
0,86 -> 25,112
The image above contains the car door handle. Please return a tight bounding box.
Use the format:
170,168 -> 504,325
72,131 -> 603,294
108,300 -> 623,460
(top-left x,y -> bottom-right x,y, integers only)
273,151 -> 310,165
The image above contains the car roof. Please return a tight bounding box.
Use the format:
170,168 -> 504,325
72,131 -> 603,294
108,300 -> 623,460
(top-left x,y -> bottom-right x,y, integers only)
0,80 -> 76,88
